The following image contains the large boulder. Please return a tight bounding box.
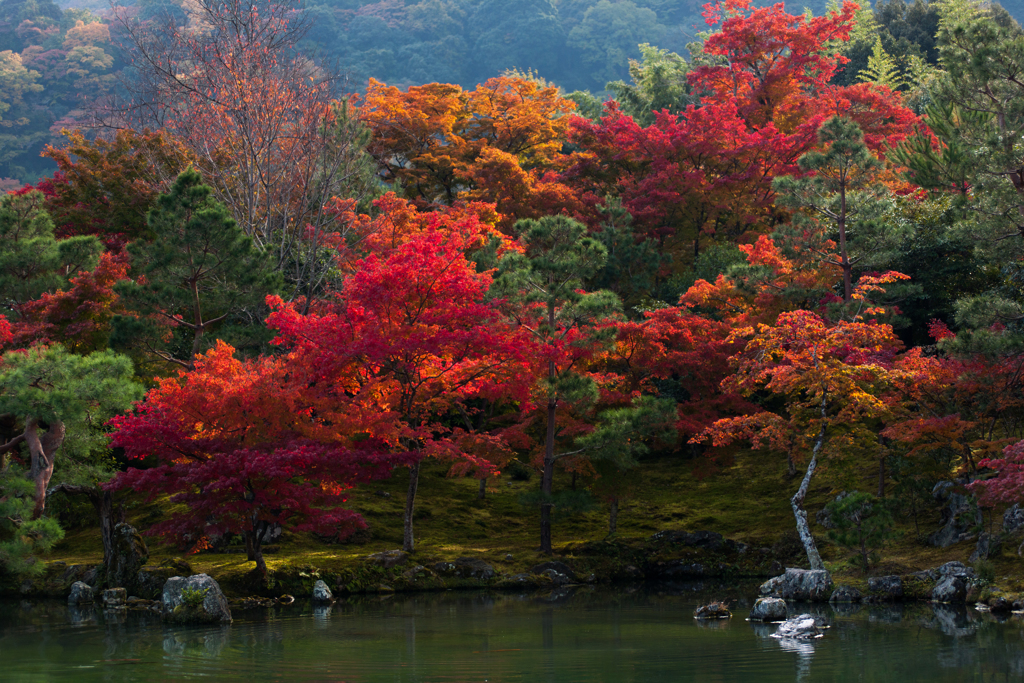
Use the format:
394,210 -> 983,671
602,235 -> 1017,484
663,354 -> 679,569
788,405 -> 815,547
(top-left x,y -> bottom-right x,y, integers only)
103,587 -> 127,608
970,533 -> 1001,562
929,482 -> 981,547
749,597 -> 787,622
932,575 -> 967,604
867,575 -> 903,600
759,575 -> 785,597
107,523 -> 149,592
779,568 -> 833,602
162,574 -> 232,624
530,561 -> 576,581
68,581 -> 94,605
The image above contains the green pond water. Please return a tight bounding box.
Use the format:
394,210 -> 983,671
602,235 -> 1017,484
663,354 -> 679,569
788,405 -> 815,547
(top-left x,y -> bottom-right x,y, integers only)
1,583 -> 1022,682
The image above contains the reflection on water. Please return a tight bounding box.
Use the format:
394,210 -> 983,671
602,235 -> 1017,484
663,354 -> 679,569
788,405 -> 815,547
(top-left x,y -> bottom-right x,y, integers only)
0,584 -> 1022,682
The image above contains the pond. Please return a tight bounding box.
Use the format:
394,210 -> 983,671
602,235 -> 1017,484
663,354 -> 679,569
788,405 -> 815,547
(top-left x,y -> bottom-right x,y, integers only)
2,583 -> 1022,682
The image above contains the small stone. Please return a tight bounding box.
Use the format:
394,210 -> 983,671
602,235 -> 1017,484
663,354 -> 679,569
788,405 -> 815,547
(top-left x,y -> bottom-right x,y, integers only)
312,580 -> 333,605
68,581 -> 94,605
505,553 -> 514,561
990,597 -> 1013,615
453,557 -> 495,580
277,594 -> 295,605
749,597 -> 787,622
102,588 -> 127,608
694,601 -> 731,619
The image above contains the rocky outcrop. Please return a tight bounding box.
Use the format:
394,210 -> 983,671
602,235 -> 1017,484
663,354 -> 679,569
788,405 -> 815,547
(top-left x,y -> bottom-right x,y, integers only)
749,597 -> 787,622
68,581 -> 94,605
970,533 -> 1001,562
312,579 -> 333,604
763,568 -> 833,601
107,523 -> 149,593
867,575 -> 903,600
1004,504 -> 1024,533
162,574 -> 232,624
929,482 -> 981,548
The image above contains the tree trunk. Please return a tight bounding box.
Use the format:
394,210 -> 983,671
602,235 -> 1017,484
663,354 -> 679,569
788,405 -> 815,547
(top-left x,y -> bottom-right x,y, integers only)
478,477 -> 486,499
539,394 -> 557,554
403,460 -> 421,552
608,497 -> 619,535
26,418 -> 65,519
838,182 -> 852,302
791,392 -> 827,570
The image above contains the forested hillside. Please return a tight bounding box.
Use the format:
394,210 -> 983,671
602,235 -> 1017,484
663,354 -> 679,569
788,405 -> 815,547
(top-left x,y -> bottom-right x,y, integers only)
2,0 -> 1024,587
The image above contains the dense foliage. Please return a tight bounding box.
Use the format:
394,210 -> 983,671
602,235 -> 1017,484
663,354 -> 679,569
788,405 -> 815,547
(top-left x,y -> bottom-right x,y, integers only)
4,0 -> 1024,577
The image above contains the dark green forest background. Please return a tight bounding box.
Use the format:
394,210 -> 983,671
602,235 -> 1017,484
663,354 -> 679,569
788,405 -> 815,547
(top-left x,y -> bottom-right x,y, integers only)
1,0 -> 1021,185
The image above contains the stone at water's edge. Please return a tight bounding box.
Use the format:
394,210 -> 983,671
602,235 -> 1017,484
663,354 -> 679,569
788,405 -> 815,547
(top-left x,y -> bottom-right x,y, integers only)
162,574 -> 232,624
107,523 -> 149,593
68,581 -> 93,605
749,597 -> 787,622
312,579 -> 333,604
867,575 -> 903,600
829,585 -> 862,603
452,557 -> 495,580
780,568 -> 833,602
759,575 -> 784,597
932,575 -> 966,604
103,587 -> 127,608
367,550 -> 408,569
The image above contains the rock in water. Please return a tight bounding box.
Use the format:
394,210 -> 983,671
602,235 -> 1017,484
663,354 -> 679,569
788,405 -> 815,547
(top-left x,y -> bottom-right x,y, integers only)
107,523 -> 149,593
162,574 -> 232,624
312,579 -> 333,604
694,601 -> 732,619
749,597 -> 787,622
68,581 -> 94,605
867,575 -> 903,600
780,568 -> 833,601
771,614 -> 824,640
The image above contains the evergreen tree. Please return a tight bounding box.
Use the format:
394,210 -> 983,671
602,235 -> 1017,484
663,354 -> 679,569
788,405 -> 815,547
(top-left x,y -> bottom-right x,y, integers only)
112,168 -> 282,371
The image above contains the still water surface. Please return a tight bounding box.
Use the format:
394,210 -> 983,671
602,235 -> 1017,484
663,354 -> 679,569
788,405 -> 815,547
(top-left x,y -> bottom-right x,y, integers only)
1,583 -> 1022,682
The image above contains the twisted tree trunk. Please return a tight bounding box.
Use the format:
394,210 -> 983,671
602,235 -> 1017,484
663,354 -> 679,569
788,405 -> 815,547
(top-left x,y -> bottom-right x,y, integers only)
26,418 -> 65,519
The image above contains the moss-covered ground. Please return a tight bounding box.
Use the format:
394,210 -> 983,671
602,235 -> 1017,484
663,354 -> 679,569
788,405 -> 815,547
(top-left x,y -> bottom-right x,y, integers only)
42,448 -> 1024,596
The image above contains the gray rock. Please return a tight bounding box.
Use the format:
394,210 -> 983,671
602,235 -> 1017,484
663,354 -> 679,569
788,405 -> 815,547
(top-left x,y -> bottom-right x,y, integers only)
829,585 -> 863,603
453,557 -> 495,580
815,492 -> 850,530
432,561 -> 456,575
1004,503 -> 1024,533
934,561 -> 976,580
368,550 -> 408,569
932,576 -> 967,604
750,597 -> 787,622
107,523 -> 149,593
529,561 -> 575,581
68,581 -> 94,605
312,579 -> 333,604
771,614 -> 824,639
970,532 -> 1001,562
867,575 -> 903,600
694,602 -> 731,619
135,568 -> 177,601
760,575 -> 784,597
102,587 -> 127,608
929,483 -> 981,548
539,568 -> 571,586
650,529 -> 748,554
780,568 -> 833,602
162,574 -> 232,624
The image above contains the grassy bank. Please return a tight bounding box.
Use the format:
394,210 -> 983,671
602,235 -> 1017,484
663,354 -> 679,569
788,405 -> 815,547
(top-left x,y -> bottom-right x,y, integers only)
41,448 -> 1023,597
